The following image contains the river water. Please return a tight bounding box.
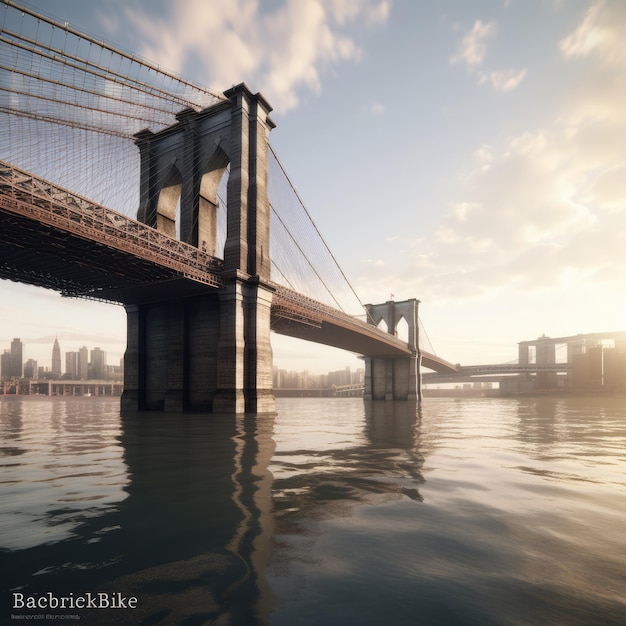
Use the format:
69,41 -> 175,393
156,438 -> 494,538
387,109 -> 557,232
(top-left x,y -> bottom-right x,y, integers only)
1,395 -> 625,625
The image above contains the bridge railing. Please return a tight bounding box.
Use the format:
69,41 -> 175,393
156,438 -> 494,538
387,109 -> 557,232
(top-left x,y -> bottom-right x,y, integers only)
0,161 -> 224,289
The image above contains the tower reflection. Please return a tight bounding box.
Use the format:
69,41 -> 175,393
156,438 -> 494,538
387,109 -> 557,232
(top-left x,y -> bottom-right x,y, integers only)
89,412 -> 278,624
2,406 -> 277,625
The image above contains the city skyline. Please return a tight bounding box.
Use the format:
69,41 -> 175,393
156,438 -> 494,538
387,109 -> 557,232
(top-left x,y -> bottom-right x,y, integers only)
0,332 -> 366,383
1,1 -> 624,372
0,334 -> 113,378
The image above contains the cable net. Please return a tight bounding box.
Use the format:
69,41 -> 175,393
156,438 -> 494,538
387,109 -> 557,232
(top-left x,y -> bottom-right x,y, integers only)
0,1 -> 366,317
0,0 -> 223,214
267,148 -> 364,315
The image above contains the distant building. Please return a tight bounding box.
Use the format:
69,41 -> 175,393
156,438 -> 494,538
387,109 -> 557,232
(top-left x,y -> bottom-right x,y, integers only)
78,346 -> 88,379
37,366 -> 53,380
1,350 -> 11,380
10,338 -> 23,378
328,366 -> 353,387
24,359 -> 38,379
51,337 -> 62,378
65,352 -> 78,379
90,347 -> 107,379
519,331 -> 626,391
273,365 -> 365,391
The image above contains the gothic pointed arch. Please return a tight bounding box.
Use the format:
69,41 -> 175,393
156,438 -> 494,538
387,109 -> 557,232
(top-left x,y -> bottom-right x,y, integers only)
197,146 -> 230,257
155,163 -> 182,239
396,316 -> 409,342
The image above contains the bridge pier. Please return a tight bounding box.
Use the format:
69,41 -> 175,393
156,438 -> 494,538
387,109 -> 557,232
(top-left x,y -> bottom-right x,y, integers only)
121,275 -> 275,414
363,299 -> 422,402
364,355 -> 422,401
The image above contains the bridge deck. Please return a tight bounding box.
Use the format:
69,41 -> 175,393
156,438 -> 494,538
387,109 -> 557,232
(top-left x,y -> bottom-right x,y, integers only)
0,161 -> 458,373
0,161 -> 223,298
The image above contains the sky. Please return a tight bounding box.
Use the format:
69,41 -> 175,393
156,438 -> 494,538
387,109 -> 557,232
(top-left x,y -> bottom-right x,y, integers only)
1,0 -> 625,374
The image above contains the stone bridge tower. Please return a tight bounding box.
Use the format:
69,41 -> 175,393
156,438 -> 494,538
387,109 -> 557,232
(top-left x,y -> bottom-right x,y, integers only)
122,84 -> 275,414
363,299 -> 422,401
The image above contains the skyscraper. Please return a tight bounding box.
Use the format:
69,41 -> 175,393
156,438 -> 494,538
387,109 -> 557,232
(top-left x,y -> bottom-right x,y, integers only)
78,346 -> 88,379
10,338 -> 23,378
51,337 -> 62,378
1,350 -> 11,380
65,352 -> 77,379
24,359 -> 38,379
90,347 -> 107,380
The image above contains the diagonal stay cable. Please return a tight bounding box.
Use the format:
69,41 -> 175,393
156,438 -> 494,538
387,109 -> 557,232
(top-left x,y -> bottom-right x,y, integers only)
269,202 -> 344,311
2,1 -> 225,105
269,144 -> 374,321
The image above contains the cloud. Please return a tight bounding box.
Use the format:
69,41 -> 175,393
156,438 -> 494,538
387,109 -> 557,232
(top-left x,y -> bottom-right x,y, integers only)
559,0 -> 626,67
109,0 -> 390,113
354,4 -> 626,305
450,19 -> 496,69
406,114 -> 624,300
328,0 -> 391,26
450,19 -> 526,92
489,68 -> 527,91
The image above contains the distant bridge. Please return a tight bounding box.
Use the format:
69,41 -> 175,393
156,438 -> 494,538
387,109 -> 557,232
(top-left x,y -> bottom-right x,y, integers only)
422,363 -> 570,384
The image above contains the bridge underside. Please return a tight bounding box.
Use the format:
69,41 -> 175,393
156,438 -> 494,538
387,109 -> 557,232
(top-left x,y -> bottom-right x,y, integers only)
0,209 -> 222,308
0,209 -> 212,302
271,314 -> 410,358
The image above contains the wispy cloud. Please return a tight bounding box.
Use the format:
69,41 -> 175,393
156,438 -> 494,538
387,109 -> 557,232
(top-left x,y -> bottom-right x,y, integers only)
356,3 -> 626,304
104,0 -> 390,113
450,19 -> 496,69
450,18 -> 527,92
489,68 -> 527,92
559,0 -> 626,66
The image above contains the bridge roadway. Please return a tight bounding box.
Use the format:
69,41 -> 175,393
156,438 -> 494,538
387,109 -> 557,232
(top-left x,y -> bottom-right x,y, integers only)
0,161 -> 457,374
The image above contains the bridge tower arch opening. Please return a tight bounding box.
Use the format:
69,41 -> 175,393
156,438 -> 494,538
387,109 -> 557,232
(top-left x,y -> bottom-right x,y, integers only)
395,316 -> 409,342
364,299 -> 422,402
376,318 -> 389,334
198,148 -> 229,258
155,164 -> 182,240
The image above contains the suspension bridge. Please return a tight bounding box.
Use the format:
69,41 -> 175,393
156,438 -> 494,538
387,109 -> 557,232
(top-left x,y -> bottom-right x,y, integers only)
0,1 -> 458,413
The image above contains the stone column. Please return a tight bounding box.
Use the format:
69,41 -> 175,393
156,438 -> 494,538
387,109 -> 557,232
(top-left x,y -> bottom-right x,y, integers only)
213,279 -> 246,414
164,301 -> 185,412
121,304 -> 141,412
134,130 -> 156,227
243,278 -> 275,414
363,357 -> 373,401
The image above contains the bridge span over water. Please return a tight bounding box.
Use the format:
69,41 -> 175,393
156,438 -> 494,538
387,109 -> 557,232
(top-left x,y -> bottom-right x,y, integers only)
0,155 -> 457,413
0,3 -> 457,413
